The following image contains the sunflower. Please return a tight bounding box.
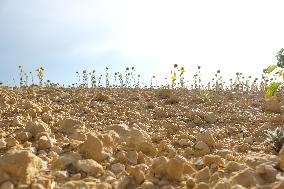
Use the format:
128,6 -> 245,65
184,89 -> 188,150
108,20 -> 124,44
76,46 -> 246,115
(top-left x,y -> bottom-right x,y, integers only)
171,72 -> 177,81
180,66 -> 185,73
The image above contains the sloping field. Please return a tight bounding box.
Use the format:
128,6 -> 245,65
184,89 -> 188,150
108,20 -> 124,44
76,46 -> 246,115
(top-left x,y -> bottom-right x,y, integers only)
0,86 -> 284,188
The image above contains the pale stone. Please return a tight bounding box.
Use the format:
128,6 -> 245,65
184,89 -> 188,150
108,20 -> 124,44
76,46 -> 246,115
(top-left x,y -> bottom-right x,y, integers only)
0,138 -> 7,149
0,150 -> 43,184
229,168 -> 263,188
74,159 -> 104,176
194,166 -> 210,183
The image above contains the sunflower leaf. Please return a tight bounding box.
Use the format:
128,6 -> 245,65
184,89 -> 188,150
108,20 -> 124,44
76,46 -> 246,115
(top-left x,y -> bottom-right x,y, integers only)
263,65 -> 277,73
265,82 -> 281,99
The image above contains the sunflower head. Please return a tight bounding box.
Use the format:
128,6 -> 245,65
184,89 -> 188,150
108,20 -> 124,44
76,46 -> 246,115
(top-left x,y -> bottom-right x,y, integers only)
171,72 -> 177,81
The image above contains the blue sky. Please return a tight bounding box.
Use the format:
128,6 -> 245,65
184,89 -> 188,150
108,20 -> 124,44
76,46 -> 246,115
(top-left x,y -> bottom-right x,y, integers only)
0,0 -> 284,86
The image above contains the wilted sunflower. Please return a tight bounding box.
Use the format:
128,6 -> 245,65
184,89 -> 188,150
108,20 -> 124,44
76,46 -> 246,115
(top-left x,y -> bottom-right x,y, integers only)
174,64 -> 178,68
180,66 -> 185,73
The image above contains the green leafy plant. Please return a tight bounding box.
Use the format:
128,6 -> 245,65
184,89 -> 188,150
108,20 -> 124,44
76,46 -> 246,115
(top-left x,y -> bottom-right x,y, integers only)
266,127 -> 284,152
265,82 -> 281,99
263,48 -> 284,98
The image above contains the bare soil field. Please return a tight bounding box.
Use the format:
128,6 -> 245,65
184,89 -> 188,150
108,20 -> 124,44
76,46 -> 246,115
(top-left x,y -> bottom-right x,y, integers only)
1,86 -> 284,189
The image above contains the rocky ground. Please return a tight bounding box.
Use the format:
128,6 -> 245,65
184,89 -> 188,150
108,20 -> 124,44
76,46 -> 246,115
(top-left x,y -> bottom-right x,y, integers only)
1,86 -> 284,189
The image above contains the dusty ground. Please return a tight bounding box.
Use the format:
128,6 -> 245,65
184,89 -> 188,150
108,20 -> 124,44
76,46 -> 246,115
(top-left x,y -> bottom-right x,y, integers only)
1,86 -> 284,189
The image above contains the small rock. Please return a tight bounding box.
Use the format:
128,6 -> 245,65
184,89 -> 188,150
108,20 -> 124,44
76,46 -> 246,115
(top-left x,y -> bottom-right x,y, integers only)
273,181 -> 284,189
186,177 -> 195,188
109,124 -> 130,141
229,168 -> 263,188
244,137 -> 253,144
70,173 -> 81,180
12,116 -> 23,126
255,163 -> 277,183
31,177 -> 52,189
5,136 -> 19,147
0,172 -> 10,184
193,115 -> 205,125
50,146 -> 63,155
41,112 -> 53,122
94,182 -> 112,189
279,145 -> 284,170
183,162 -> 196,175
213,180 -> 230,189
202,154 -> 224,167
53,170 -> 68,181
52,152 -> 81,170
127,128 -> 151,147
225,161 -> 247,173
179,139 -> 194,147
127,165 -> 146,184
196,131 -> 216,147
195,141 -> 210,155
194,166 -> 210,183
0,138 -> 7,149
141,181 -> 156,189
37,135 -> 54,150
152,156 -> 169,177
69,132 -> 87,141
138,142 -> 158,157
94,93 -> 109,102
79,133 -> 111,162
166,157 -> 185,181
117,176 -> 136,189
204,112 -> 217,124
126,150 -> 138,164
111,163 -> 125,173
74,159 -> 104,176
216,149 -> 231,158
194,182 -> 210,189
0,181 -> 14,189
59,118 -> 85,135
26,120 -> 50,137
0,150 -> 43,184
231,185 -> 248,189
154,107 -> 168,118
16,131 -> 32,142
61,180 -> 88,189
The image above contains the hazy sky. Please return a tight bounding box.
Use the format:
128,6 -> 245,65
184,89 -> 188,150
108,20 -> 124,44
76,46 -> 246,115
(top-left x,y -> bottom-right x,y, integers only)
0,0 -> 283,86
